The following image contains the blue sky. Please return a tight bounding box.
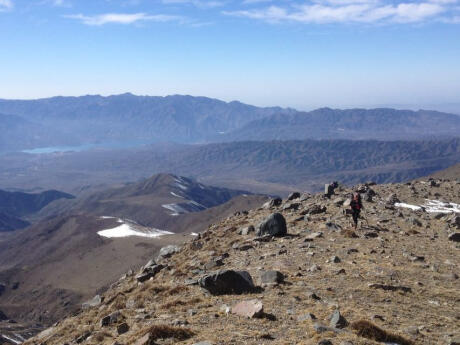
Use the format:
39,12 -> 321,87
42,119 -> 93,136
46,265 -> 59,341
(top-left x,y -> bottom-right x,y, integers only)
0,0 -> 459,110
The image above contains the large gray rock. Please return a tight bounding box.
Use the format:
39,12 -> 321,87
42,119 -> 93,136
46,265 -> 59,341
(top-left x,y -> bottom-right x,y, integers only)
157,245 -> 180,260
257,213 -> 287,237
199,270 -> 255,295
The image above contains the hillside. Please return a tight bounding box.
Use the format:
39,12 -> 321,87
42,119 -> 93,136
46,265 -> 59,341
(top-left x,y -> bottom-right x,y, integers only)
0,175 -> 267,334
1,138 -> 458,195
18,178 -> 459,345
35,173 -> 252,231
220,108 -> 460,141
0,189 -> 74,231
428,163 -> 460,180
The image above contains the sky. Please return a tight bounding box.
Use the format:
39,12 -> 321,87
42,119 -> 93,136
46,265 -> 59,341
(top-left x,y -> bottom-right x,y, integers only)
0,0 -> 460,111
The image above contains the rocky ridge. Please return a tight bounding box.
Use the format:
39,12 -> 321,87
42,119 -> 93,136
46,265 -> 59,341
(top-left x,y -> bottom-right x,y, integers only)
22,179 -> 459,345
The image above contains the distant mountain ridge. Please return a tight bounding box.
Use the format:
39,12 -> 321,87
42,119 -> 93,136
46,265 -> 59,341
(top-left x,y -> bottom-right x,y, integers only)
218,107 -> 460,141
0,94 -> 293,151
0,94 -> 459,152
1,138 -> 458,195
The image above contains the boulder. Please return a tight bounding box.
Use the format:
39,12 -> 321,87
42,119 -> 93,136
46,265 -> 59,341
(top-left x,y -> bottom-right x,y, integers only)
157,245 -> 180,260
0,283 -> 5,296
259,270 -> 284,285
231,299 -> 264,318
199,270 -> 255,295
257,213 -> 287,237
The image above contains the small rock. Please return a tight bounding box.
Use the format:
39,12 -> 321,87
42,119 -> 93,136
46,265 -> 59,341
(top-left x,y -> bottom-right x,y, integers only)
100,311 -> 122,327
260,270 -> 284,285
306,231 -> 323,240
82,295 -> 102,309
157,245 -> 180,260
297,313 -> 317,322
287,192 -> 301,200
117,322 -> 129,335
231,299 -> 264,318
325,222 -> 342,232
329,310 -> 348,329
239,225 -> 255,235
330,256 -> 341,263
318,340 -> 333,345
448,233 -> 460,242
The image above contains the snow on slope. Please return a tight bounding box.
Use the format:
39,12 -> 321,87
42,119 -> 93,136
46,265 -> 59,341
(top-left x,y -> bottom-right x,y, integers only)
395,199 -> 460,213
97,218 -> 173,238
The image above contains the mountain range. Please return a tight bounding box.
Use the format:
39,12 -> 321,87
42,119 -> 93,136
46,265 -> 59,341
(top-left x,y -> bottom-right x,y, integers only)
1,138 -> 458,195
0,94 -> 459,152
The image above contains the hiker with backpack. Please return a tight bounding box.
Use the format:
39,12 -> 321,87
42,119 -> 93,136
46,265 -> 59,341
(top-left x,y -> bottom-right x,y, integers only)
350,192 -> 363,230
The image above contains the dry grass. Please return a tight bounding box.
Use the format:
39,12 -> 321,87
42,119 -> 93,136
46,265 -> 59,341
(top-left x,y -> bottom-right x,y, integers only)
166,285 -> 188,295
351,320 -> 414,345
144,324 -> 195,341
160,297 -> 201,309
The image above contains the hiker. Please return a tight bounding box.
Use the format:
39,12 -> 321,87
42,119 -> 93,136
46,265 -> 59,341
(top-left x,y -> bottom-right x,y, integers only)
350,192 -> 363,230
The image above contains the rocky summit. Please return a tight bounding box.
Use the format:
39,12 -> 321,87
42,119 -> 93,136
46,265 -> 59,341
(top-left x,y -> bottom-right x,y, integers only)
22,179 -> 459,345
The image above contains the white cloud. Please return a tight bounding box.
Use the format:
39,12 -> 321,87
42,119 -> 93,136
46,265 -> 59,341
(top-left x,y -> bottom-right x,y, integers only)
225,1 -> 453,24
64,12 -> 182,25
161,0 -> 225,8
0,0 -> 13,11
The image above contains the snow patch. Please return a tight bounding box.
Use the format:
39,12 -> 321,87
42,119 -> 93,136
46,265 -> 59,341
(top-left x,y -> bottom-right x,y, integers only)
191,232 -> 199,236
162,203 -> 188,216
98,223 -> 173,238
395,203 -> 422,211
395,199 -> 460,213
170,191 -> 184,198
424,199 -> 460,213
1,334 -> 22,345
